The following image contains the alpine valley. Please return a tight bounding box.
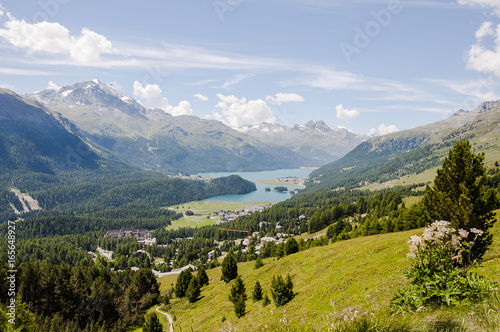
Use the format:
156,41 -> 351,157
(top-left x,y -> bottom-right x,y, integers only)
0,80 -> 500,332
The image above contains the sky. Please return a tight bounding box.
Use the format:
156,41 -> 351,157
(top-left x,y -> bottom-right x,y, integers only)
0,0 -> 500,135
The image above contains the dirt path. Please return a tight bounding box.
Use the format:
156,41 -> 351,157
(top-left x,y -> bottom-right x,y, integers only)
156,305 -> 174,332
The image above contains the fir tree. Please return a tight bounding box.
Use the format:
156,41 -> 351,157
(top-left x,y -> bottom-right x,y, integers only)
284,237 -> 299,255
228,276 -> 247,304
143,313 -> 163,332
197,266 -> 209,287
186,277 -> 201,303
234,294 -> 246,318
422,140 -> 499,262
174,269 -> 192,298
221,252 -> 238,282
271,274 -> 294,307
252,281 -> 263,302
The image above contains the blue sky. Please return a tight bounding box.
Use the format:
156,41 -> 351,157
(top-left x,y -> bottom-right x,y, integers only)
0,0 -> 499,135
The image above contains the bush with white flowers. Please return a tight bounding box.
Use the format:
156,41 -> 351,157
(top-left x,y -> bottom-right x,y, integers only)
391,221 -> 497,313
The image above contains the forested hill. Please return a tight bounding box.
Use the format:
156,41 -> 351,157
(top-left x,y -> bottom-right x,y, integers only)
0,88 -> 100,174
306,100 -> 500,190
0,88 -> 257,221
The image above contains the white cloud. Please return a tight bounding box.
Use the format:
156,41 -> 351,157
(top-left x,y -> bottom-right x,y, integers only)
369,124 -> 399,136
475,21 -> 494,40
0,10 -> 113,63
336,104 -> 360,121
266,92 -> 305,105
221,74 -> 251,89
213,94 -> 275,127
193,93 -> 209,101
47,81 -> 60,91
466,22 -> 500,77
133,81 -> 193,116
69,28 -> 113,62
431,78 -> 499,102
458,0 -> 500,15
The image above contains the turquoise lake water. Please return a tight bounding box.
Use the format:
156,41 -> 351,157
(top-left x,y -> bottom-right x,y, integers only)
199,169 -> 312,202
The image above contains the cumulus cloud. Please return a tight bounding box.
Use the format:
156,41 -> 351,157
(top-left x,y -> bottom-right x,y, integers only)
368,124 -> 399,136
213,94 -> 275,127
193,93 -> 209,101
266,92 -> 305,105
336,104 -> 360,121
465,21 -> 500,77
133,81 -> 193,116
0,10 -> 113,63
47,81 -> 60,91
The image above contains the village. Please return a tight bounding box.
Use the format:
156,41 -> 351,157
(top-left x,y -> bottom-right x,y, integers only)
92,206 -> 300,278
212,205 -> 267,225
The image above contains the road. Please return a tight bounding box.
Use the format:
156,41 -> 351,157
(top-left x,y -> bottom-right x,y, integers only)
156,305 -> 174,332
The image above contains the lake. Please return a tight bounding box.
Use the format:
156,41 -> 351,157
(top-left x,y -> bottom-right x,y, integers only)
199,169 -> 313,202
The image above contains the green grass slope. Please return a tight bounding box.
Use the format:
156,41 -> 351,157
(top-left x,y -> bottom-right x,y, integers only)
158,219 -> 500,331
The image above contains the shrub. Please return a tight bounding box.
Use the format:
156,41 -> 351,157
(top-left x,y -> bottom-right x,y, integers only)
143,313 -> 163,332
254,256 -> 264,269
390,221 -> 498,313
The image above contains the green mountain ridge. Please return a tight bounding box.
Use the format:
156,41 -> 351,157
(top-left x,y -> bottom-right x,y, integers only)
307,100 -> 500,190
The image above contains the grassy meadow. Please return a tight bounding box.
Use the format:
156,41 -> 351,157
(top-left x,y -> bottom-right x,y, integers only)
155,216 -> 500,331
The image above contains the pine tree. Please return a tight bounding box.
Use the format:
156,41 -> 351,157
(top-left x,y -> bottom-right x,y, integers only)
284,237 -> 299,255
143,313 -> 163,332
197,266 -> 209,287
186,277 -> 201,303
271,274 -> 294,307
422,140 -> 498,262
234,294 -> 246,318
252,281 -> 263,302
221,252 -> 238,282
228,276 -> 247,304
174,269 -> 192,298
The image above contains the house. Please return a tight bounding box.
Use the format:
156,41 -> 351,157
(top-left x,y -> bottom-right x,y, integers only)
260,236 -> 277,245
104,228 -> 153,242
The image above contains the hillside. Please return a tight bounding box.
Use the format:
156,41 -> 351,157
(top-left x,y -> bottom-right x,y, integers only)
158,219 -> 500,331
307,101 -> 500,190
0,88 -> 100,174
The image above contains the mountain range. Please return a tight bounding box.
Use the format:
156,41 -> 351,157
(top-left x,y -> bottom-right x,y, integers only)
236,120 -> 364,165
307,100 -> 500,190
24,80 -> 364,173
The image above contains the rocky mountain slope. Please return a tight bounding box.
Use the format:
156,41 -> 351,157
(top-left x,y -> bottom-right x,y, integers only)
237,120 -> 365,165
